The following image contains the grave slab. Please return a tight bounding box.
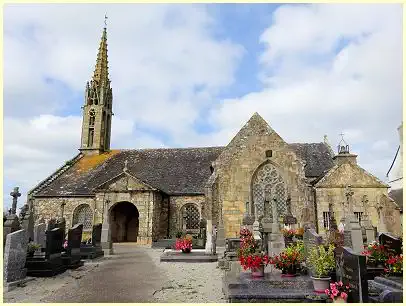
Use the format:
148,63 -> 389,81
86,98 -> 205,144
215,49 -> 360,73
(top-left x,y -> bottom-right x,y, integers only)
222,270 -> 316,303
160,250 -> 218,263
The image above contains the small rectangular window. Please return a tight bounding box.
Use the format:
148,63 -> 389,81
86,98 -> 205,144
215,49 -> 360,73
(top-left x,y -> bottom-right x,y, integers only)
323,212 -> 331,229
354,212 -> 363,223
265,150 -> 272,157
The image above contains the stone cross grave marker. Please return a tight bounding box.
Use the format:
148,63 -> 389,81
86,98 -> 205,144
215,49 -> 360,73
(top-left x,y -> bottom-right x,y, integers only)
92,223 -> 102,247
10,187 -> 21,215
3,229 -> 28,285
379,233 -> 402,256
336,246 -> 368,303
21,206 -> 34,242
34,223 -> 46,248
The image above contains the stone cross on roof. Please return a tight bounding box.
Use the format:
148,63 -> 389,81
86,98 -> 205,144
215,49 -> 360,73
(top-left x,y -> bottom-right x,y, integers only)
10,187 -> 21,215
123,160 -> 128,172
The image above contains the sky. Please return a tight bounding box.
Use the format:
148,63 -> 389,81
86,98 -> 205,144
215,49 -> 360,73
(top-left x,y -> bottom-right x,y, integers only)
3,3 -> 403,211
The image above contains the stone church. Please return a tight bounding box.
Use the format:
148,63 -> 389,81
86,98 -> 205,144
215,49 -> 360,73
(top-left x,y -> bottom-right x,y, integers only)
28,26 -> 402,247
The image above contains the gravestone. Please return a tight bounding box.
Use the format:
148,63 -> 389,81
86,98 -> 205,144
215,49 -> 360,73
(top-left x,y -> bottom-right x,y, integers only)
34,223 -> 46,248
26,227 -> 66,277
55,218 -> 66,236
80,223 -> 104,259
268,198 -> 284,256
62,224 -> 84,269
47,218 -> 57,231
379,233 -> 402,256
303,229 -> 323,260
21,206 -> 34,242
336,246 -> 368,303
4,187 -> 22,245
3,229 -> 28,291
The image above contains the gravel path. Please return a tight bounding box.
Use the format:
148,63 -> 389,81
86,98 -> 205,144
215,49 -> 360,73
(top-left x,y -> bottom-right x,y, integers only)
150,249 -> 226,303
3,245 -> 226,303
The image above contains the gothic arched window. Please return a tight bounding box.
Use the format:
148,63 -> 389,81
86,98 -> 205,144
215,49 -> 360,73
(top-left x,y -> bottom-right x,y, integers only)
252,163 -> 287,219
72,204 -> 93,231
181,204 -> 200,230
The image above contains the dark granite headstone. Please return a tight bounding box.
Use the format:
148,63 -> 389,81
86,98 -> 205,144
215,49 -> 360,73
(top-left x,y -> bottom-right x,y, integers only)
25,227 -> 66,277
92,223 -> 102,247
337,247 -> 368,303
45,227 -> 64,258
379,233 -> 402,256
62,224 -> 83,268
226,238 -> 241,253
47,218 -> 57,231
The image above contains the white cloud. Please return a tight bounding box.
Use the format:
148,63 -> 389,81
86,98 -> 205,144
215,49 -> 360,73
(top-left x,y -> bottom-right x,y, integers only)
208,4 -> 402,180
3,4 -> 402,209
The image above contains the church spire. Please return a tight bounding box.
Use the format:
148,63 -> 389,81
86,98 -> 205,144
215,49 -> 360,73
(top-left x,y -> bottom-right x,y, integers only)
92,18 -> 109,84
79,17 -> 113,155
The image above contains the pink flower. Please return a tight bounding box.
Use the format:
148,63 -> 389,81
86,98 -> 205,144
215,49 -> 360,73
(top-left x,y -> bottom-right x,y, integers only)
325,289 -> 330,295
341,292 -> 348,300
330,283 -> 336,289
330,294 -> 335,300
338,281 -> 343,287
332,289 -> 339,297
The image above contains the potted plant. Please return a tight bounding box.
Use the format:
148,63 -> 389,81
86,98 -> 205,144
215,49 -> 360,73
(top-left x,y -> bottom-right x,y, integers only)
271,244 -> 302,276
175,236 -> 193,253
361,241 -> 388,267
237,227 -> 271,277
325,281 -> 351,303
282,228 -> 295,247
27,242 -> 41,257
385,254 -> 403,277
307,244 -> 336,292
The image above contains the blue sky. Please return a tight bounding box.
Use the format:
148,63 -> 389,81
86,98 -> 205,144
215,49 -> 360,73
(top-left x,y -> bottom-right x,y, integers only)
3,4 -> 402,211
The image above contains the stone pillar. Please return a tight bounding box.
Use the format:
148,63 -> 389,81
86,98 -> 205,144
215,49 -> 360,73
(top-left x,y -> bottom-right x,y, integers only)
101,200 -> 113,255
268,197 -> 284,256
205,220 -> 213,254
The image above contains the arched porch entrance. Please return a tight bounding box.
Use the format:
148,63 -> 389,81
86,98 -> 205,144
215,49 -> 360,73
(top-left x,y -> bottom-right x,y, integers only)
110,201 -> 139,242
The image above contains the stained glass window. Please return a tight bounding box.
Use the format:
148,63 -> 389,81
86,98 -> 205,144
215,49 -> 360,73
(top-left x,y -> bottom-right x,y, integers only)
72,204 -> 93,231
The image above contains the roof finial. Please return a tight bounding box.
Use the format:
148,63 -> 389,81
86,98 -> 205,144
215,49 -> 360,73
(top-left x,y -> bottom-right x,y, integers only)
337,133 -> 350,154
123,159 -> 128,172
104,14 -> 108,27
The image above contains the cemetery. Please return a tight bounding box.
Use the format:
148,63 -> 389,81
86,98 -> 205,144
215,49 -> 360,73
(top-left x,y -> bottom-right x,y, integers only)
3,187 -> 105,293
3,185 -> 404,302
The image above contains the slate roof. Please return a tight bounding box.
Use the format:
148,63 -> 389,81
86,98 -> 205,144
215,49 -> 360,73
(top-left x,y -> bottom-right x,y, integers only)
389,188 -> 403,211
34,143 -> 334,197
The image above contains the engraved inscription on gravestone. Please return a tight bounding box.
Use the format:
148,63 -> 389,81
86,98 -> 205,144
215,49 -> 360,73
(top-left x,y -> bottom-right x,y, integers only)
379,233 -> 402,256
339,247 -> 368,303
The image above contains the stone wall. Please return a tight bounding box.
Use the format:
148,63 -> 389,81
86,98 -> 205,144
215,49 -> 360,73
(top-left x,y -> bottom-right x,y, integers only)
214,132 -> 310,238
315,187 -> 387,235
33,197 -> 95,230
168,195 -> 205,237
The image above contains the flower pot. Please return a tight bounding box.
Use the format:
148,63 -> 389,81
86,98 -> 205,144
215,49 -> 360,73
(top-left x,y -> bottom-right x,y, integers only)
282,265 -> 297,277
182,248 -> 191,253
311,276 -> 331,293
333,297 -> 346,303
251,265 -> 265,278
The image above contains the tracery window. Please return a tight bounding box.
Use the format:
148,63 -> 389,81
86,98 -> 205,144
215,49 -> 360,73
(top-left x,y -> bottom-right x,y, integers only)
181,204 -> 200,230
72,204 -> 93,231
252,163 -> 287,219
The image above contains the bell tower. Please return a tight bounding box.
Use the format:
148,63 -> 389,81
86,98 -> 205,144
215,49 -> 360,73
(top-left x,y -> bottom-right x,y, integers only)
80,18 -> 113,155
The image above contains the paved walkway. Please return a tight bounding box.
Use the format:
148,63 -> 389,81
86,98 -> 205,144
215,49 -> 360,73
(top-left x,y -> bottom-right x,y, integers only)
42,244 -> 167,303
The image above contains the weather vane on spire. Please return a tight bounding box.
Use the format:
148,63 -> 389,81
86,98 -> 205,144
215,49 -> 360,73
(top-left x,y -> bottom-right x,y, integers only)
104,14 -> 108,27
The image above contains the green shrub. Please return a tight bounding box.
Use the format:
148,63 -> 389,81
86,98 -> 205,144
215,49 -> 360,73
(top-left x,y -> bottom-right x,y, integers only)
307,244 -> 335,278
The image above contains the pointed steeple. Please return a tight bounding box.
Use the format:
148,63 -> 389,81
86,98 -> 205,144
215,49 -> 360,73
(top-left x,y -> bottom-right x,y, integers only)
92,26 -> 109,84
79,17 -> 113,155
